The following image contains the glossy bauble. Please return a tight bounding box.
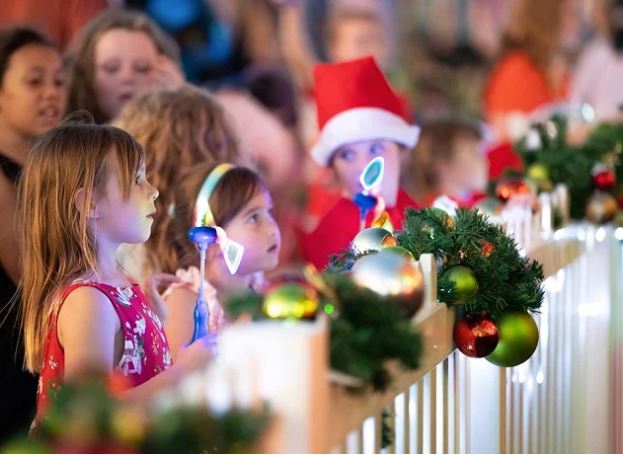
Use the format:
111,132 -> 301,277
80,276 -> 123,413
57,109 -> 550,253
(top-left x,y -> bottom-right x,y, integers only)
351,249 -> 424,317
440,266 -> 479,305
486,311 -> 539,367
586,191 -> 617,224
351,227 -> 396,254
263,281 -> 319,320
453,313 -> 499,357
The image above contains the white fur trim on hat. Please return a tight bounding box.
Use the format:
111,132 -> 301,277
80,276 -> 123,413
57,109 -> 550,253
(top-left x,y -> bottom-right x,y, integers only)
311,107 -> 420,166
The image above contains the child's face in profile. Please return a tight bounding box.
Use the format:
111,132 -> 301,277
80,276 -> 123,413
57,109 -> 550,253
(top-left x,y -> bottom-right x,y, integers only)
330,139 -> 402,206
94,159 -> 159,245
222,190 -> 281,276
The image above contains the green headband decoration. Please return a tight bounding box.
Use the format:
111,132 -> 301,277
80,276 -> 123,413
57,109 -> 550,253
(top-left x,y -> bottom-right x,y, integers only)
194,163 -> 235,227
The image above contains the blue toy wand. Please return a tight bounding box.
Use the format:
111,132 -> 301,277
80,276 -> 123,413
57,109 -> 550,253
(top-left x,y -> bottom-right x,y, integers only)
354,157 -> 384,230
186,226 -> 245,343
187,226 -> 218,343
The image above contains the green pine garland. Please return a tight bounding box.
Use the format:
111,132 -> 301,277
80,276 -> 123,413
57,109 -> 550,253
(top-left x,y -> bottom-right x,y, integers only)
515,115 -> 622,219
398,208 -> 544,316
227,274 -> 422,392
330,207 -> 544,317
5,379 -> 270,454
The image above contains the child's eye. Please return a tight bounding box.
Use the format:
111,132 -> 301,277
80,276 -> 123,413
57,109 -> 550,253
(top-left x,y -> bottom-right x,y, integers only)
54,75 -> 66,87
370,143 -> 384,155
248,213 -> 260,224
26,78 -> 42,86
134,174 -> 143,184
102,63 -> 120,74
134,62 -> 153,74
336,148 -> 355,162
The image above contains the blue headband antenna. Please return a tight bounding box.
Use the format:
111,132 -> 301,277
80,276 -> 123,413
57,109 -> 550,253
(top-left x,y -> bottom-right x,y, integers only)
354,157 -> 385,230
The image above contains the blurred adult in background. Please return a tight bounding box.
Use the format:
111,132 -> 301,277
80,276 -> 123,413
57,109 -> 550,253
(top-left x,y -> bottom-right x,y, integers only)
66,9 -> 183,124
571,0 -> 623,121
484,0 -> 572,142
0,27 -> 67,444
483,0 -> 578,179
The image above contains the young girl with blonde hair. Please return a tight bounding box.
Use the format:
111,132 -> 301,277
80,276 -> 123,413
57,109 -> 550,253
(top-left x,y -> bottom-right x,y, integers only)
162,163 -> 281,360
113,84 -> 242,284
18,115 -> 212,419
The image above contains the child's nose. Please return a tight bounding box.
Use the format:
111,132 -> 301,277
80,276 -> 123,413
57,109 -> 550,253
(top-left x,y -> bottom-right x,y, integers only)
266,219 -> 279,238
149,183 -> 159,200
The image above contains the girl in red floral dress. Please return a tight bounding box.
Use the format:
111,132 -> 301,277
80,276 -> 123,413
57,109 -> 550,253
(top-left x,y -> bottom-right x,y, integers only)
17,115 -> 214,421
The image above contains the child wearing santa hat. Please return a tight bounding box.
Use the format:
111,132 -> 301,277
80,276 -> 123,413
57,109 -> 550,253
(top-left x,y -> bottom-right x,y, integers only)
299,56 -> 421,269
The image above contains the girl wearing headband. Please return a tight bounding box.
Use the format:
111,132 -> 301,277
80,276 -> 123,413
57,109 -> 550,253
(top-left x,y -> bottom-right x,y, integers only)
161,162 -> 281,360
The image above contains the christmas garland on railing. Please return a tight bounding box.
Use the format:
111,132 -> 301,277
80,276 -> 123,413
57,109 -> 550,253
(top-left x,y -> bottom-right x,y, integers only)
330,207 -> 544,367
227,271 -> 422,392
515,115 -> 622,222
4,379 -> 270,454
398,208 -> 544,316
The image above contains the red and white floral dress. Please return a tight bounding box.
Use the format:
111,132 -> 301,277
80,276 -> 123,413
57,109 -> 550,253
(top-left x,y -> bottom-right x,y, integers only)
36,281 -> 172,417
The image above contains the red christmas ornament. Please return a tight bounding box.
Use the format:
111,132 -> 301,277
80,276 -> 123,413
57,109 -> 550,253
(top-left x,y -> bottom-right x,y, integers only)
495,179 -> 530,203
453,313 -> 499,357
593,170 -> 616,192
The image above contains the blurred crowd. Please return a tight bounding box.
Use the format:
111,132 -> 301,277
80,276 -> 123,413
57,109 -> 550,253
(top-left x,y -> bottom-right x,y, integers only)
2,0 -> 622,445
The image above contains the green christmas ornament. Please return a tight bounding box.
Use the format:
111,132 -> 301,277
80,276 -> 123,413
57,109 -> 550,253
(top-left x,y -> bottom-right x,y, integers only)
486,311 -> 539,367
526,162 -> 553,192
351,227 -> 396,254
526,162 -> 550,181
441,265 -> 478,304
263,282 -> 319,320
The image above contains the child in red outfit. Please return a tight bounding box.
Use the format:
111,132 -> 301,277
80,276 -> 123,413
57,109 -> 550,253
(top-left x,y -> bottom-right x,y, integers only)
299,57 -> 420,269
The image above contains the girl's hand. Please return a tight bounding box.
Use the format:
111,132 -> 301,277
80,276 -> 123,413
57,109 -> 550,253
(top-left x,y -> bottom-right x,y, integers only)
175,334 -> 218,374
144,273 -> 183,322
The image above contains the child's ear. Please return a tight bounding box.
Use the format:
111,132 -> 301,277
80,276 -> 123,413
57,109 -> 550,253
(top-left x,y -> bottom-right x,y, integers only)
73,188 -> 100,219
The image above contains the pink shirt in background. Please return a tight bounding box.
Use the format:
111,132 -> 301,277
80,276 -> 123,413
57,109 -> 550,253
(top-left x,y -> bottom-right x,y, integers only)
571,37 -> 623,121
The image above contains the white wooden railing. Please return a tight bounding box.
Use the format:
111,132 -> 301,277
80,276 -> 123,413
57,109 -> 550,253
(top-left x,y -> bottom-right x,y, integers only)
180,189 -> 623,453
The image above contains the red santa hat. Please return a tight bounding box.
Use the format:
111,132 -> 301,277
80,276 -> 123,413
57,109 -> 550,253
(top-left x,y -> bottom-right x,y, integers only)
311,56 -> 420,166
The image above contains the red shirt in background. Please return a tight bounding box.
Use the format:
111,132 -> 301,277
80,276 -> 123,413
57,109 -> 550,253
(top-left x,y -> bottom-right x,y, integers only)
0,0 -> 107,49
484,50 -> 568,180
299,189 -> 420,270
485,50 -> 567,116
